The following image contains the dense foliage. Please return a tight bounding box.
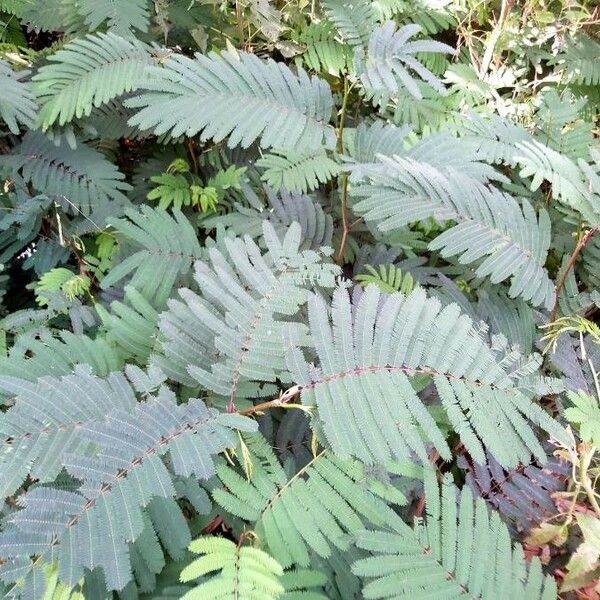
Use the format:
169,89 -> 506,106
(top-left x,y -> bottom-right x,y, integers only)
0,0 -> 599,598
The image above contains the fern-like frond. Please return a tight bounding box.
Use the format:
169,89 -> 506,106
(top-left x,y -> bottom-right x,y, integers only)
128,50 -> 335,152
0,330 -> 122,382
203,185 -> 334,250
534,89 -> 594,161
19,0 -> 85,34
348,124 -> 501,183
459,113 -> 599,226
372,0 -> 455,33
152,222 -> 340,406
321,0 -> 377,48
351,156 -> 554,307
352,472 -> 557,599
179,538 -> 328,599
565,390 -> 600,448
0,560 -> 85,600
257,148 -> 341,194
0,295 -> 93,338
513,140 -> 598,224
0,366 -> 136,497
180,536 -> 284,599
296,23 -> 354,76
458,449 -> 568,532
354,22 -> 453,102
128,149 -> 181,202
77,0 -> 150,36
96,286 -> 159,362
0,387 -> 256,592
434,279 -> 540,357
280,568 -> 328,599
0,0 -> 30,16
402,132 -> 503,182
287,285 -> 566,467
0,60 -> 38,134
3,132 -> 130,215
75,99 -> 149,141
147,173 -> 194,210
347,121 -> 411,164
476,287 -> 536,354
390,85 -> 458,132
101,206 -> 203,306
355,264 -> 415,294
33,268 -> 90,305
213,435 -> 408,569
32,32 -> 151,129
549,35 -> 600,86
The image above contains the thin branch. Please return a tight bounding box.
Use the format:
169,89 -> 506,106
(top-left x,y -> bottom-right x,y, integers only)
335,174 -> 349,265
550,226 -> 599,322
479,0 -> 512,78
186,138 -> 199,176
54,202 -> 65,247
234,0 -> 246,48
335,77 -> 353,265
239,385 -> 300,416
581,445 -> 600,519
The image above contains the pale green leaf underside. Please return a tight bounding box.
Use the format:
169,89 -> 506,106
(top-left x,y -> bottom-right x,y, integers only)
128,50 -> 335,153
288,286 -> 565,467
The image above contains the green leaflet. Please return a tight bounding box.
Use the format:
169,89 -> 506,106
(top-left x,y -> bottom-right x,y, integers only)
0,4 -> 598,600
213,435 -> 410,569
128,50 -> 336,153
33,32 -> 151,129
352,471 -> 557,599
0,60 -> 38,133
0,384 -> 257,592
351,155 -> 555,308
287,285 -> 566,467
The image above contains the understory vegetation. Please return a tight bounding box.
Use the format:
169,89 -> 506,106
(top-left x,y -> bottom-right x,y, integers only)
0,0 -> 600,598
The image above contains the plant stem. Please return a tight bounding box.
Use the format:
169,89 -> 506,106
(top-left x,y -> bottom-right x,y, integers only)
335,175 -> 349,265
479,0 -> 511,78
336,77 -> 351,153
239,385 -> 300,416
54,202 -> 65,247
550,226 -> 599,322
235,0 -> 245,48
580,445 -> 600,518
186,138 -> 199,176
335,77 -> 352,265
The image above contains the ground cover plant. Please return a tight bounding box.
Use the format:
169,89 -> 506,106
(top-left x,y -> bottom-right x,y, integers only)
0,0 -> 599,597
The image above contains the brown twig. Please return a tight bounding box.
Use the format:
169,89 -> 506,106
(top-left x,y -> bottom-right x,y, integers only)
335,77 -> 353,265
550,226 -> 599,322
349,216 -> 363,230
186,138 -> 199,176
239,385 -> 301,416
335,174 -> 349,265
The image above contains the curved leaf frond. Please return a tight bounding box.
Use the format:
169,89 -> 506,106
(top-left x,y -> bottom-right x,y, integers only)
128,51 -> 335,153
353,472 -> 557,599
287,286 -> 565,467
32,32 -> 151,129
